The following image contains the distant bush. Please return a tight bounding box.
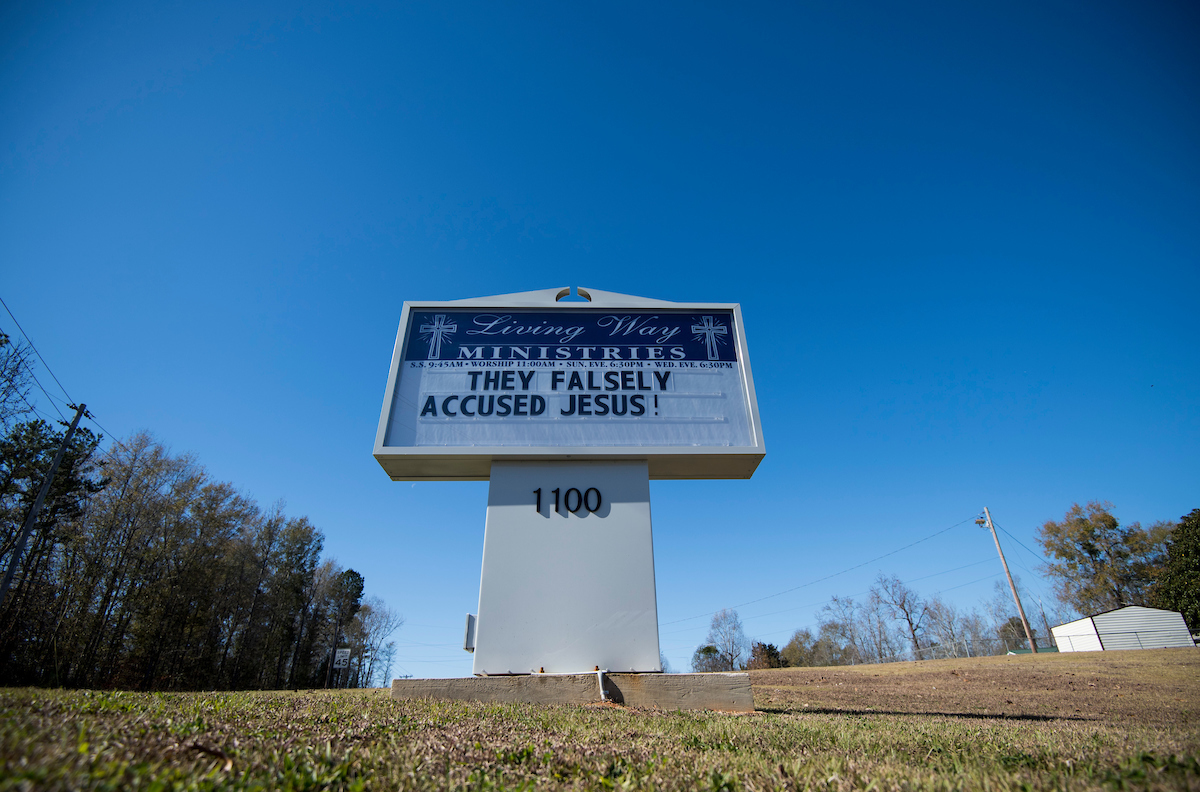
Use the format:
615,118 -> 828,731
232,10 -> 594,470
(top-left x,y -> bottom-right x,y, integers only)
747,641 -> 784,669
690,645 -> 723,672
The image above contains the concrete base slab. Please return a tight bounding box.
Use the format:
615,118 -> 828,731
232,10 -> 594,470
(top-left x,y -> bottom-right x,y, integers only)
391,672 -> 753,713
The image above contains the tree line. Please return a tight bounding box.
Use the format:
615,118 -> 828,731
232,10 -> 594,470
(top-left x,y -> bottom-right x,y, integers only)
0,332 -> 401,689
693,501 -> 1198,671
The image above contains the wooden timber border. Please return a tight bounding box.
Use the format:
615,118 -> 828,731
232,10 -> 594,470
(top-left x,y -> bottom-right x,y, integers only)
391,672 -> 754,713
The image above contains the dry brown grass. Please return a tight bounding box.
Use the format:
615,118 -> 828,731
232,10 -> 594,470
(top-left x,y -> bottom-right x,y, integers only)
751,647 -> 1199,735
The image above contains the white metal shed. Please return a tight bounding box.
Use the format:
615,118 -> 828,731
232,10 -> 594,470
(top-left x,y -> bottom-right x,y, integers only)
1051,606 -> 1195,652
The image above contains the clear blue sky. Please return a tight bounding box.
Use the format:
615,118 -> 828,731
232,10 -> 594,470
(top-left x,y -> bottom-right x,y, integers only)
2,0 -> 1196,677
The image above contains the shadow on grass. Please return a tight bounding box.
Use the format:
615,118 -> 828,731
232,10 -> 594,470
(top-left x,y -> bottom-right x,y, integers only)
755,706 -> 1092,722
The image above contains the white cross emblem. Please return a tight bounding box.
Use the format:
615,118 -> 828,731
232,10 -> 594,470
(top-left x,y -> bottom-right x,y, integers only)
420,314 -> 457,360
692,316 -> 728,361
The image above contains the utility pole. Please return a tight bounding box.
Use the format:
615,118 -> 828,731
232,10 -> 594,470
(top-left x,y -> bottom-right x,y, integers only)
979,506 -> 1037,653
0,403 -> 86,609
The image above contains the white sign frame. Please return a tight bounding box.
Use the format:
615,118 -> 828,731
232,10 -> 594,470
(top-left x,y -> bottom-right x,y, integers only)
373,287 -> 766,480
472,460 -> 661,675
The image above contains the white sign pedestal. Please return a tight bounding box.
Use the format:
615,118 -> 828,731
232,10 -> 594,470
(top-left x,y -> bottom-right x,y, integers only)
472,461 -> 661,676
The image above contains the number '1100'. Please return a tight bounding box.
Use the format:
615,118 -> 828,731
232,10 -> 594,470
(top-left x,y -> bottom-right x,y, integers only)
533,487 -> 601,515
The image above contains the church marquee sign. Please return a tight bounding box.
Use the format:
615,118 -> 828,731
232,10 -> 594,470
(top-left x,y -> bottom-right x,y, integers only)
374,287 -> 765,480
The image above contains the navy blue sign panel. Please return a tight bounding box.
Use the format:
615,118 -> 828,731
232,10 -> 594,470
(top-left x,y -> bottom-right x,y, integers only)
404,310 -> 738,364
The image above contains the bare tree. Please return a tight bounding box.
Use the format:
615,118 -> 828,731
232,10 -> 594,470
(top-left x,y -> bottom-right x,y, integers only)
859,589 -> 904,662
925,597 -> 992,658
925,597 -> 963,658
816,595 -> 864,664
0,332 -> 34,429
984,576 -> 1032,643
984,577 -> 1056,654
699,608 -> 748,671
873,574 -> 928,660
356,596 -> 404,687
374,641 -> 397,686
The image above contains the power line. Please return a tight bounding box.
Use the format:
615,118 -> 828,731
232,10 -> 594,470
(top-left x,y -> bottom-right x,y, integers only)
86,414 -> 131,453
735,557 -> 995,627
662,557 -> 1001,641
660,587 -> 872,637
0,302 -> 139,454
25,406 -> 60,425
660,515 -> 976,627
393,639 -> 461,649
11,387 -> 73,429
26,370 -> 68,422
988,520 -> 1057,613
909,556 -> 994,585
2,326 -> 68,423
994,521 -> 1050,564
737,571 -> 1006,645
990,538 -> 1040,580
0,296 -> 74,403
15,389 -> 51,421
15,377 -> 122,453
0,347 -> 66,425
932,570 -> 1003,595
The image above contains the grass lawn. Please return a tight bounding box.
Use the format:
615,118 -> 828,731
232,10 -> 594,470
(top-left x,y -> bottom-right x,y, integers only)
2,648 -> 1197,790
